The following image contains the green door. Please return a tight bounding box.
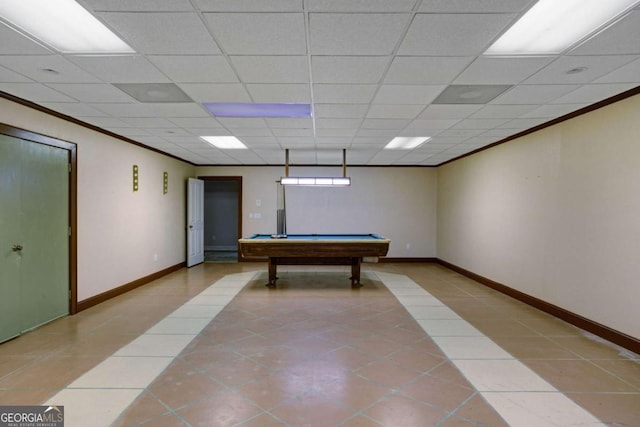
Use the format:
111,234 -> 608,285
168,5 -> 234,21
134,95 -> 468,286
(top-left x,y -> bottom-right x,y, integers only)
0,134 -> 69,343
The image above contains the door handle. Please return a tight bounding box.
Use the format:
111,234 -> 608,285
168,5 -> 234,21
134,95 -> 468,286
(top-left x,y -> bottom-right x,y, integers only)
12,244 -> 23,252
189,225 -> 193,229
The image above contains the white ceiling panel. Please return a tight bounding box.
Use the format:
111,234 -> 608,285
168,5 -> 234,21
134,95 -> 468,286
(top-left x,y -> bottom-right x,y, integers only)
246,84 -> 310,103
570,11 -> 640,55
225,128 -> 274,137
309,13 -> 410,55
595,57 -> 640,83
398,14 -> 515,56
0,55 -> 100,83
98,12 -> 221,54
178,83 -> 251,102
46,83 -> 135,103
314,104 -> 369,118
367,104 -> 424,119
0,23 -> 51,54
312,56 -> 390,84
67,55 -> 169,83
315,128 -> 357,137
79,117 -> 132,128
315,118 -> 362,129
418,0 -> 534,13
0,65 -> 32,82
90,102 -> 153,117
120,117 -> 176,128
148,56 -> 238,83
384,56 -> 474,85
167,118 -> 223,128
266,118 -> 312,128
523,55 -> 639,85
454,56 -> 554,85
417,105 -> 483,120
551,83 -> 638,104
521,104 -> 588,119
452,119 -> 509,130
313,84 -> 377,103
372,85 -> 444,104
231,56 -> 308,83
215,118 -> 269,129
39,102 -> 107,117
404,119 -> 460,130
271,128 -> 313,137
469,104 -> 539,119
147,103 -> 211,118
0,83 -> 75,102
308,0 -> 417,12
83,0 -> 195,11
361,119 -> 411,129
490,84 -> 581,105
195,0 -> 302,12
203,13 -> 306,55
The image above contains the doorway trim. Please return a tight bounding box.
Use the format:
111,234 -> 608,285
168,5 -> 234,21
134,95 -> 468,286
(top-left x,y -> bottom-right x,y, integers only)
198,176 -> 243,261
0,123 -> 78,314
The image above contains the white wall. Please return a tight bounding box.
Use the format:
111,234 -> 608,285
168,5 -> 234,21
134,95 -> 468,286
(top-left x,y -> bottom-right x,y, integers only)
437,94 -> 640,339
2,98 -> 195,301
196,166 -> 438,258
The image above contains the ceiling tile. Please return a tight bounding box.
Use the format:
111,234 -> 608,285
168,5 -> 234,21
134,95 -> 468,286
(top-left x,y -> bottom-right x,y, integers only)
550,83 -> 637,104
367,104 -> 424,119
521,104 -> 588,119
120,117 -> 177,127
40,102 -> 108,117
398,14 -> 515,56
178,83 -> 251,102
203,13 -> 306,55
454,56 -> 554,85
147,103 -> 210,118
313,84 -> 377,103
361,119 -> 411,129
417,104 -> 483,119
0,23 -> 51,54
194,0 -> 302,11
167,118 -> 223,128
384,56 -> 474,85
469,104 -> 539,119
308,0 -> 418,12
0,65 -> 32,82
67,55 -> 169,83
314,104 -> 369,118
0,83 -> 75,102
215,118 -> 269,128
245,84 -> 310,102
570,11 -> 640,55
373,85 -> 444,104
405,119 -> 460,130
309,13 -> 410,55
490,84 -> 580,104
312,56 -> 390,84
231,56 -> 308,83
148,56 -> 238,83
83,0 -> 195,11
418,0 -> 534,13
47,83 -> 135,102
0,55 -> 100,83
98,12 -> 221,54
90,103 -> 153,117
271,128 -> 313,137
523,55 -> 639,84
594,57 -> 640,83
315,118 -> 362,129
316,128 -> 357,137
452,119 -> 509,130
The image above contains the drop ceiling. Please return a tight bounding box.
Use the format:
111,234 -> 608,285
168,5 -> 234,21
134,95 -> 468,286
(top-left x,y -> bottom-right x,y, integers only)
1,0 -> 639,166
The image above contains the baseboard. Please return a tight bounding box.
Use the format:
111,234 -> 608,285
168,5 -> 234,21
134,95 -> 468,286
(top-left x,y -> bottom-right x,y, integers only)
436,259 -> 640,355
77,262 -> 185,312
380,257 -> 438,263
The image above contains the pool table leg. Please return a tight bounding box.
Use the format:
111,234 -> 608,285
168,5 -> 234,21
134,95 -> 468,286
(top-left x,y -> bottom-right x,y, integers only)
267,258 -> 277,288
350,257 -> 362,288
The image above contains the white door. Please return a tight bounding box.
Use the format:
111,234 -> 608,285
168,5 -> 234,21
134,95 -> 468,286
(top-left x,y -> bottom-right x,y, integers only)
187,178 -> 204,267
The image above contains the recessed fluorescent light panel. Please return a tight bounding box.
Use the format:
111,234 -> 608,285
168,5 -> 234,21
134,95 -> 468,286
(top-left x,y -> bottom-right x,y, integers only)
485,0 -> 640,55
384,137 -> 430,150
204,103 -> 311,118
201,136 -> 247,149
0,0 -> 134,53
280,177 -> 351,186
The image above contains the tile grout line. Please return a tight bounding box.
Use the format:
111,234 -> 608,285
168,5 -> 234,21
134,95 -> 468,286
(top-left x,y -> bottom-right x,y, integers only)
374,271 -> 605,427
42,272 -> 258,427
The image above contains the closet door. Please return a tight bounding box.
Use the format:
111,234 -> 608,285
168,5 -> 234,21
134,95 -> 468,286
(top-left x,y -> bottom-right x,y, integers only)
0,135 -> 23,342
0,134 -> 69,342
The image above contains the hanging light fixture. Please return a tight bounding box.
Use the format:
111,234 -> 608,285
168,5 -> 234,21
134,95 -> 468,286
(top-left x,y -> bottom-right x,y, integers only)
280,149 -> 351,187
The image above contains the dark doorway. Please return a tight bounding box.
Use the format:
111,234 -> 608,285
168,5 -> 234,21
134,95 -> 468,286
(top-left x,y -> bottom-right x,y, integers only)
200,176 -> 242,263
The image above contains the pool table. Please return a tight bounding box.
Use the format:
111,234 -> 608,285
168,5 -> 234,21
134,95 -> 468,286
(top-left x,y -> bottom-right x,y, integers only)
238,234 -> 390,287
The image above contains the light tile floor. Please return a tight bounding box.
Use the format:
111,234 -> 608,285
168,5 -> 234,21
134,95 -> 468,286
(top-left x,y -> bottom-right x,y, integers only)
0,263 -> 638,426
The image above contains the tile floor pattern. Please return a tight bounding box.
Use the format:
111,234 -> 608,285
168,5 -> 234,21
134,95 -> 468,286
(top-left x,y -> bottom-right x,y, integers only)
0,263 -> 638,426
